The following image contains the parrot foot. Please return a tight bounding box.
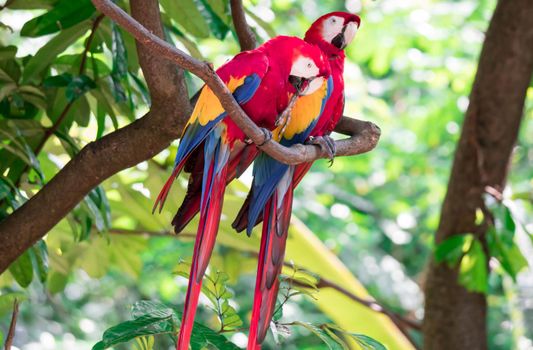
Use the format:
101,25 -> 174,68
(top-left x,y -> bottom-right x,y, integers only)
256,128 -> 272,147
306,135 -> 336,165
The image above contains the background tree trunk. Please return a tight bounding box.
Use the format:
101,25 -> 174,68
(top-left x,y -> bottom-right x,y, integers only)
423,0 -> 533,349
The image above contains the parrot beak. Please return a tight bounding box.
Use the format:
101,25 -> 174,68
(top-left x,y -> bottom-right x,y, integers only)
331,26 -> 347,49
289,75 -> 306,92
332,20 -> 359,50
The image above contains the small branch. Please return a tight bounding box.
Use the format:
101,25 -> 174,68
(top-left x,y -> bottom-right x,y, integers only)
91,0 -> 381,166
4,299 -> 19,350
230,0 -> 256,51
79,14 -> 105,75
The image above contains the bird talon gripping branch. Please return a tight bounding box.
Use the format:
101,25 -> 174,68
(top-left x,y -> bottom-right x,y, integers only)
257,127 -> 273,147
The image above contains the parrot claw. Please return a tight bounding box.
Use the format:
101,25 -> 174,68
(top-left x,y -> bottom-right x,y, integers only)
306,135 -> 336,164
257,128 -> 272,147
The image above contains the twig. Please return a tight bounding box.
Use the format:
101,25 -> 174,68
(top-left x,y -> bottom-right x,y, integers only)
230,0 -> 256,51
91,0 -> 380,166
4,299 -> 19,350
79,14 -> 105,75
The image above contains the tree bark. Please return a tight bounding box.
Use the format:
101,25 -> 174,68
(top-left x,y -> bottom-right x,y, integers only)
423,1 -> 533,349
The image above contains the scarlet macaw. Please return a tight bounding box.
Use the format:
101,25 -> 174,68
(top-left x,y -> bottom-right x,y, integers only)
153,36 -> 330,350
172,12 -> 361,234
231,13 -> 361,349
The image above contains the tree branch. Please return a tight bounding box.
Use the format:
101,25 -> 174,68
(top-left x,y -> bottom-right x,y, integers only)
230,0 -> 256,51
90,0 -> 380,165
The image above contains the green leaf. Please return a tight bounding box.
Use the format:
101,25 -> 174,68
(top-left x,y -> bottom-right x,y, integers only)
458,239 -> 488,294
31,239 -> 49,283
160,0 -> 210,39
189,322 -> 240,350
47,271 -> 69,294
20,0 -> 95,37
434,234 -> 473,266
6,0 -> 56,10
0,293 -> 27,317
196,0 -> 230,40
43,73 -> 73,87
9,250 -> 34,288
292,322 -> 344,350
486,227 -> 528,280
0,46 -> 17,60
92,314 -> 175,350
23,20 -> 91,82
65,74 -> 96,102
110,23 -> 128,102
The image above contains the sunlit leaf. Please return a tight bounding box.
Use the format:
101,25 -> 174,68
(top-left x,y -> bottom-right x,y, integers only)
20,0 -> 95,37
458,239 -> 488,293
8,250 -> 33,288
160,0 -> 210,39
22,20 -> 91,82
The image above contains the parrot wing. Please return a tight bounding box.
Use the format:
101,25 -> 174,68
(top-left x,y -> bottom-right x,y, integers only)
153,51 -> 269,213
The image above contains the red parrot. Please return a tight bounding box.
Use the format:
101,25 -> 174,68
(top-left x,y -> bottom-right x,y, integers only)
152,36 -> 330,350
172,12 -> 361,235
231,13 -> 361,349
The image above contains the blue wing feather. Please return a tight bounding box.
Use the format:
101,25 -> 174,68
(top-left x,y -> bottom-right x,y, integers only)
246,76 -> 333,235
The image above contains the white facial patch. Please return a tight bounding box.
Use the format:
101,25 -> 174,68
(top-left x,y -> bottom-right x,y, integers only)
321,15 -> 345,43
290,56 -> 319,79
343,21 -> 359,46
300,77 -> 325,96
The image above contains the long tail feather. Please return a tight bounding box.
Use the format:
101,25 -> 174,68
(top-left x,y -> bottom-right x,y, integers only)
173,144 -> 258,234
248,183 -> 293,349
152,158 -> 189,214
176,135 -> 230,350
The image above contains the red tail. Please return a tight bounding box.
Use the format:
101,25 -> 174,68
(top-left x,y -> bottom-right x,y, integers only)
247,186 -> 293,349
152,157 -> 190,214
172,144 -> 258,233
176,161 -> 229,350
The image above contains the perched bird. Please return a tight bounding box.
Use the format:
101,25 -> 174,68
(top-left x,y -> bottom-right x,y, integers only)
153,36 -> 330,350
231,13 -> 361,349
172,12 -> 361,235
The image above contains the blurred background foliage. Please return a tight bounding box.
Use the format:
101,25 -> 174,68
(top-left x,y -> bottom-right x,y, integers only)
0,0 -> 532,349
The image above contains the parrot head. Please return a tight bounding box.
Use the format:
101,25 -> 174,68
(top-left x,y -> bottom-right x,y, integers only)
305,12 -> 361,51
287,43 -> 330,96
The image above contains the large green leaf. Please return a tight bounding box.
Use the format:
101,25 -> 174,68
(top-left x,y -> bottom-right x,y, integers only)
160,0 -> 210,39
92,314 -> 175,350
8,250 -> 33,288
22,20 -> 91,83
21,0 -> 95,37
458,239 -> 488,294
434,234 -> 473,266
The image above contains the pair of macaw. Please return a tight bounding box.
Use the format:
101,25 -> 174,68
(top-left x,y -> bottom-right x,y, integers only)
154,11 -> 360,350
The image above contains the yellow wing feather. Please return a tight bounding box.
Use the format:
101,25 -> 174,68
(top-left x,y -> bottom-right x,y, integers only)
280,79 -> 329,140
188,76 -> 247,126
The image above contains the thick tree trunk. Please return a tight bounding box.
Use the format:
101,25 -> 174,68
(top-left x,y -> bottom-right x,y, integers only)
423,1 -> 533,349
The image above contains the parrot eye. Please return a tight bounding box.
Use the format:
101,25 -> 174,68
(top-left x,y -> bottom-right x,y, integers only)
331,18 -> 336,23
307,63 -> 312,68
